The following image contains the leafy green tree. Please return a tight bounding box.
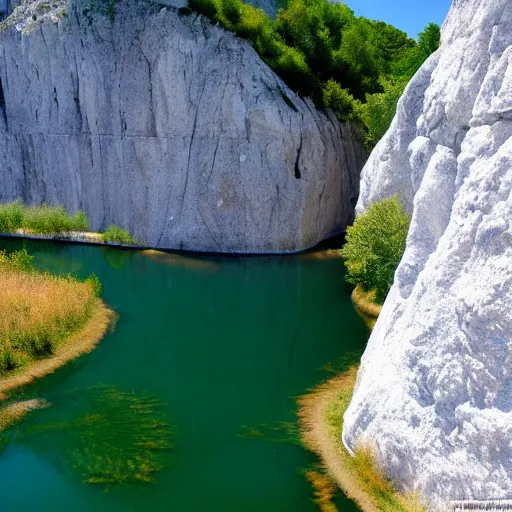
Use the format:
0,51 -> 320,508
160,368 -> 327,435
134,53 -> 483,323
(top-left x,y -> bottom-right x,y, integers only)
370,21 -> 416,71
342,195 -> 410,303
188,0 -> 440,144
359,76 -> 410,148
418,22 -> 441,56
322,79 -> 355,121
391,22 -> 440,78
336,18 -> 382,98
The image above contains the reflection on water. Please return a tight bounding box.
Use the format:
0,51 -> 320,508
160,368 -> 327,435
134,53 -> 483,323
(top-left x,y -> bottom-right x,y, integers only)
28,385 -> 175,488
103,248 -> 132,270
141,250 -> 220,272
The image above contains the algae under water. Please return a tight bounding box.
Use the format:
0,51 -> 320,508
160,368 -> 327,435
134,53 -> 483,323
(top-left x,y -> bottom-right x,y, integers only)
0,238 -> 367,511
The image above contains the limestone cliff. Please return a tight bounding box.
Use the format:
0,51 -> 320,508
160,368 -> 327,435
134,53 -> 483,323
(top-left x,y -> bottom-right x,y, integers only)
0,0 -> 365,252
343,0 -> 512,510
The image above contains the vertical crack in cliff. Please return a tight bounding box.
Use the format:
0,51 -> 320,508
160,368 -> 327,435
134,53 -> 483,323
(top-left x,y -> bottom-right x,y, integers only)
0,77 -> 7,128
294,132 -> 302,179
73,49 -> 83,131
137,44 -> 157,138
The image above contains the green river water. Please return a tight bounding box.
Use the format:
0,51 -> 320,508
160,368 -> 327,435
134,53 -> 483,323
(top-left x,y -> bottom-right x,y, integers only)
0,238 -> 367,512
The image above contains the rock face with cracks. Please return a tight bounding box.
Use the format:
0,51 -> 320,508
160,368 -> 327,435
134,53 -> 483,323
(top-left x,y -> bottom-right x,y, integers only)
343,0 -> 512,510
0,0 -> 365,253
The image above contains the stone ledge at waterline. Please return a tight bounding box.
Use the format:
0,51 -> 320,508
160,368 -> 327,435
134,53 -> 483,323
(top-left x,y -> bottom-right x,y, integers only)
343,0 -> 512,510
0,0 -> 366,254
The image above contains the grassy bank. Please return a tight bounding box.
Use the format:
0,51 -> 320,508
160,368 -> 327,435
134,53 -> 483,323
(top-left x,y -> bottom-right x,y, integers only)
351,284 -> 382,330
0,201 -> 136,245
298,367 -> 425,512
0,248 -> 114,394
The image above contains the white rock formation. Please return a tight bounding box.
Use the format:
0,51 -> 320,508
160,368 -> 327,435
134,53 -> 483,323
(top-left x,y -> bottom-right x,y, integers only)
0,0 -> 365,252
343,0 -> 512,510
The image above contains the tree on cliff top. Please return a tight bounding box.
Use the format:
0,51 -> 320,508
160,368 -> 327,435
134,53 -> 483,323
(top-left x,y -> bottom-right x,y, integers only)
188,0 -> 440,145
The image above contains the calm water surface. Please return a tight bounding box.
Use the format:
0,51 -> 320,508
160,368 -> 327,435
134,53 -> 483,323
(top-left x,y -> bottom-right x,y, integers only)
0,238 -> 367,512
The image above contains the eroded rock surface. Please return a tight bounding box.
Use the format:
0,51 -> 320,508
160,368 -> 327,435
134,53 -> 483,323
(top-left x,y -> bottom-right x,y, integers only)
0,0 -> 365,252
343,0 -> 512,510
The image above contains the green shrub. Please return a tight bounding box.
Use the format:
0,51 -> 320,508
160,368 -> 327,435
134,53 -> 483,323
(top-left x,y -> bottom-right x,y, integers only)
342,195 -> 410,304
272,46 -> 318,97
0,347 -> 25,373
189,0 -> 218,19
221,0 -> 242,25
73,210 -> 89,231
0,201 -> 23,233
23,205 -> 89,234
322,79 -> 355,120
102,225 -> 135,245
86,274 -> 103,298
236,6 -> 273,46
0,248 -> 35,272
359,77 -> 409,149
8,248 -> 35,272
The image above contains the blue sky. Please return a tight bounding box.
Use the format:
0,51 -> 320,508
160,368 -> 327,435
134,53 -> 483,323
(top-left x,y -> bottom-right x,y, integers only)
345,0 -> 452,38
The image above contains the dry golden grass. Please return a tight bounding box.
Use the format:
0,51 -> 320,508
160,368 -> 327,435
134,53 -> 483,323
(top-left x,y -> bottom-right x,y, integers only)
351,284 -> 382,330
0,302 -> 114,395
0,252 -> 114,458
298,367 -> 425,512
0,265 -> 94,353
0,249 -> 114,391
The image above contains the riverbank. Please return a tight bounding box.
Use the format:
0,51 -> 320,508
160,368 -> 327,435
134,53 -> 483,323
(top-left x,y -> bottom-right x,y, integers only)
298,366 -> 425,512
2,229 -> 139,249
0,246 -> 114,434
298,367 -> 378,511
0,202 -> 138,249
297,282 -> 425,512
0,300 -> 114,396
0,298 -> 113,448
351,284 -> 382,330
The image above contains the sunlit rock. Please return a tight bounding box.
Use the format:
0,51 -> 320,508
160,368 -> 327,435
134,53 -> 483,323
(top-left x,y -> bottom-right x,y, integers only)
343,0 -> 512,509
0,0 -> 365,253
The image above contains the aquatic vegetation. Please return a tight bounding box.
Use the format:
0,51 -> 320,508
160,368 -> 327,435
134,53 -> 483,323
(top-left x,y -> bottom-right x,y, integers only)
237,421 -> 301,445
318,350 -> 364,376
0,249 -> 101,376
298,249 -> 345,262
304,468 -> 339,512
0,399 -> 50,455
31,385 -> 175,488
